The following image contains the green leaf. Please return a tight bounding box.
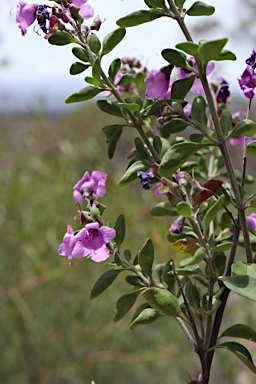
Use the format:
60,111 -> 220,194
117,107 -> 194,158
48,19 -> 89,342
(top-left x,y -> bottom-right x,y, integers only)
70,62 -> 89,75
247,140 -> 256,155
65,86 -> 104,103
162,48 -> 188,68
191,96 -> 208,128
232,261 -> 256,277
125,274 -> 145,287
117,161 -> 148,187
171,76 -> 195,99
184,280 -> 200,309
92,57 -> 101,83
216,49 -> 236,61
180,247 -> 207,267
186,1 -> 215,16
228,119 -> 256,138
198,38 -> 228,64
90,269 -> 123,299
101,28 -> 126,56
117,103 -> 140,112
203,194 -> 225,229
130,308 -> 161,330
175,265 -> 206,277
176,202 -> 192,218
161,119 -> 190,139
134,137 -> 151,160
144,0 -> 166,8
97,100 -> 123,117
159,142 -> 205,177
151,202 -> 177,216
220,275 -> 256,302
72,47 -> 90,62
175,42 -> 199,56
114,290 -> 142,322
116,10 -> 163,28
87,34 -> 101,54
219,324 -> 256,342
138,238 -> 154,278
117,73 -> 135,86
153,135 -> 162,156
108,58 -> 121,81
114,214 -> 126,247
143,287 -> 184,317
220,110 -> 232,136
163,260 -> 176,291
102,124 -> 123,159
48,31 -> 77,46
214,342 -> 256,374
213,242 -> 232,253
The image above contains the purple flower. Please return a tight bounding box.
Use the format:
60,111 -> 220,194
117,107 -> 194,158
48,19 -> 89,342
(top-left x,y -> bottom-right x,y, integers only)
71,0 -> 94,19
137,171 -> 153,190
216,78 -> 230,104
145,65 -> 174,100
238,66 -> 256,99
246,213 -> 256,231
15,1 -> 37,35
245,48 -> 256,69
58,225 -> 76,266
36,5 -> 50,34
170,216 -> 185,235
73,171 -> 107,204
177,58 -> 215,95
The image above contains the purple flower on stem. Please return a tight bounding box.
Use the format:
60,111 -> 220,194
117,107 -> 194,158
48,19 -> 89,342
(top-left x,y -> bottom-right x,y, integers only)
216,78 -> 230,104
14,1 -> 37,35
170,216 -> 185,235
238,66 -> 256,99
144,65 -> 174,100
177,58 -> 215,95
71,0 -> 94,19
246,213 -> 256,231
245,48 -> 256,69
137,171 -> 153,190
58,222 -> 116,264
73,171 -> 107,204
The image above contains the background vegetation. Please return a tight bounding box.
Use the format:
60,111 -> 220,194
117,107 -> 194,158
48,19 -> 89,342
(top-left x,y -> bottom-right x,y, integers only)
1,101 -> 256,384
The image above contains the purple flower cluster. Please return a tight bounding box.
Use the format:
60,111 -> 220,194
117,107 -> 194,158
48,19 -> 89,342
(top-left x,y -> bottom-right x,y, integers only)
238,48 -> 256,99
144,65 -> 174,100
59,170 -> 116,265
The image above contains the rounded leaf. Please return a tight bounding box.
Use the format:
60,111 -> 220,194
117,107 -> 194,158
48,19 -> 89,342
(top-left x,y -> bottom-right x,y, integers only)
143,287 -> 183,317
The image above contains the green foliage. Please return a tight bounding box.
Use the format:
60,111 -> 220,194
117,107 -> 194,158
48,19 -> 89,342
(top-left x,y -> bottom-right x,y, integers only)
97,100 -> 124,117
90,269 -> 123,299
219,324 -> 256,342
48,31 -> 77,45
161,48 -> 188,68
65,86 -> 104,103
69,62 -> 89,75
186,1 -> 215,16
116,10 -> 164,28
102,124 -> 124,159
87,34 -> 101,54
228,119 -> 256,138
114,290 -> 142,322
143,288 -> 184,318
114,214 -> 126,247
198,38 -> 228,64
171,76 -> 196,99
72,46 -> 90,62
130,307 -> 161,329
220,275 -> 256,302
191,96 -> 208,128
214,342 -> 256,374
117,161 -> 149,187
138,238 -> 154,279
101,28 -> 126,56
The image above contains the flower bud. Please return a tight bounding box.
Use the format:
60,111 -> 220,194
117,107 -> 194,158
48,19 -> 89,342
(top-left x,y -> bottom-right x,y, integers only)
170,216 -> 185,235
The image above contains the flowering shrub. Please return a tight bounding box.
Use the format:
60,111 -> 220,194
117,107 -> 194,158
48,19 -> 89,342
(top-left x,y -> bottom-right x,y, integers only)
12,1 -> 256,383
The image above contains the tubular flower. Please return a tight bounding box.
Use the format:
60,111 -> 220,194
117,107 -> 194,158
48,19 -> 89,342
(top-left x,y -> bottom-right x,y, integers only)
238,65 -> 256,99
246,213 -> 256,231
137,171 -> 153,190
144,65 -> 174,100
71,0 -> 94,19
177,58 -> 215,95
15,1 -> 37,35
73,171 -> 107,204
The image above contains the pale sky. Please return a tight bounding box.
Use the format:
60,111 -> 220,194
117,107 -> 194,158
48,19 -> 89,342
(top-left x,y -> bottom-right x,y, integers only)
0,0 -> 250,111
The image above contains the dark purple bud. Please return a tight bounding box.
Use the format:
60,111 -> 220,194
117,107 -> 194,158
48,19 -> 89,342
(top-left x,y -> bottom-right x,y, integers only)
170,216 -> 185,235
36,5 -> 50,34
137,171 -> 153,190
90,16 -> 103,31
216,79 -> 230,104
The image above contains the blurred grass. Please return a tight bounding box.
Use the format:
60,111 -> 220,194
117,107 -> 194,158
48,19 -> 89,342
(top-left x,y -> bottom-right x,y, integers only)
0,104 -> 255,383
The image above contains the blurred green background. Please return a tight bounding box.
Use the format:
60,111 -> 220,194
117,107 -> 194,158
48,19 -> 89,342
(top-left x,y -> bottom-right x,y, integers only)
1,103 -> 256,384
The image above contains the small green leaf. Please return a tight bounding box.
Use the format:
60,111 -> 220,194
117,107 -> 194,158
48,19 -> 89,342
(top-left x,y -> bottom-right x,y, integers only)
203,194 -> 225,229
65,86 -> 104,103
176,202 -> 192,218
214,342 -> 256,374
117,161 -> 148,187
114,290 -> 142,322
151,202 -> 177,216
216,49 -> 236,61
175,42 -> 199,56
48,31 -> 77,46
101,28 -> 126,56
180,247 -> 207,267
144,0 -> 166,8
228,119 -> 256,138
90,269 -> 123,299
117,103 -> 140,112
171,76 -> 195,99
232,261 -> 256,277
114,214 -> 126,247
138,238 -> 154,278
184,280 -> 200,309
176,265 -> 205,277
97,100 -> 123,117
92,57 -> 101,83
116,10 -> 163,28
198,38 -> 228,64
143,287 -> 184,317
163,260 -> 176,291
186,1 -> 215,16
108,58 -> 121,81
72,47 -> 90,62
159,142 -> 206,177
153,135 -> 162,155
213,242 -> 232,253
220,110 -> 232,136
117,73 -> 135,86
247,140 -> 256,155
102,124 -> 123,159
161,119 -> 190,139
125,274 -> 145,287
191,96 -> 208,128
162,48 -> 188,68
219,324 -> 256,342
134,137 -> 151,160
87,34 -> 101,54
220,275 -> 256,302
70,62 -> 89,75
130,308 -> 161,329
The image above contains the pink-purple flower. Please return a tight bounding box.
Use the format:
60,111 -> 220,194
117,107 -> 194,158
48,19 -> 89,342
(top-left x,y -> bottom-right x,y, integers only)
15,1 -> 37,35
144,65 -> 174,100
73,171 -> 107,204
71,0 -> 94,19
177,58 -> 215,95
238,65 -> 256,99
58,222 -> 116,265
170,216 -> 185,235
246,213 -> 256,231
